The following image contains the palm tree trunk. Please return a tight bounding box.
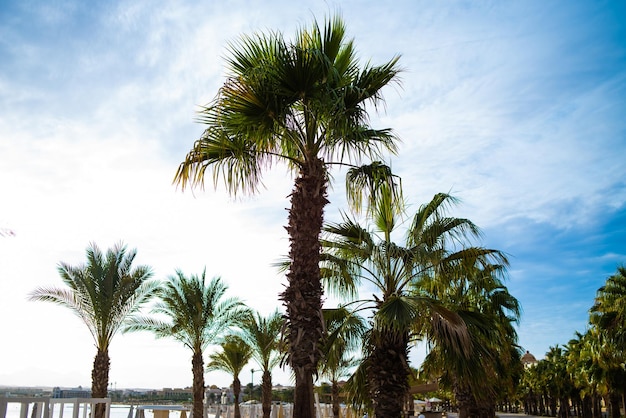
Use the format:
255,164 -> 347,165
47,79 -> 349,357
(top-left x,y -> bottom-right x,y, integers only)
582,394 -> 592,418
608,392 -> 621,418
331,380 -> 340,418
367,329 -> 410,418
281,158 -> 328,418
233,377 -> 241,418
92,348 -> 110,418
233,378 -> 242,418
192,350 -> 205,418
262,370 -> 272,418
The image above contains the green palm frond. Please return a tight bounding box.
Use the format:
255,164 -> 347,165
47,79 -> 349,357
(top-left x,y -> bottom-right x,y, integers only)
29,242 -> 156,351
207,335 -> 253,377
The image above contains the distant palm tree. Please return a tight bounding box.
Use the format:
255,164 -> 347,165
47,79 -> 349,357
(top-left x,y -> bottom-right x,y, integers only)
173,15 -> 401,418
589,266 -> 626,418
207,336 -> 253,418
238,310 -> 284,418
29,243 -> 156,418
123,271 -> 248,418
591,265 -> 626,346
420,263 -> 521,418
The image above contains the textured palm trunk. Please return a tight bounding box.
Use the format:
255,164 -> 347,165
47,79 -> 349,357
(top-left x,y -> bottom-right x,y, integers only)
331,380 -> 340,418
454,382 -> 496,418
367,329 -> 410,418
454,383 -> 473,418
92,348 -> 110,418
608,392 -> 621,418
262,370 -> 272,418
281,158 -> 328,418
192,350 -> 205,418
233,378 -> 242,418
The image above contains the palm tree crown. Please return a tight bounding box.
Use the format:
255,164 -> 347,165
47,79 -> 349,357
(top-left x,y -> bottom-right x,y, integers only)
207,336 -> 253,418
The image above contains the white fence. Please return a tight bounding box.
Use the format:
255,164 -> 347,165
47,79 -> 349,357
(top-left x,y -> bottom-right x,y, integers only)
0,397 -> 110,418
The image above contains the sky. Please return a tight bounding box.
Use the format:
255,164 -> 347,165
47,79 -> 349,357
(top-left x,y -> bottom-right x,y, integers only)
1,0 -> 625,391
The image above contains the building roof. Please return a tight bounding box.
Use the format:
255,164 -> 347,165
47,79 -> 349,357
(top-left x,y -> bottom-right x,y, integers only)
521,350 -> 538,365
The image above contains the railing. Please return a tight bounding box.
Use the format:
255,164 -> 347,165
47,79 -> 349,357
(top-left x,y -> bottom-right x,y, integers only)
0,397 -> 50,418
0,397 -> 110,418
50,398 -> 110,418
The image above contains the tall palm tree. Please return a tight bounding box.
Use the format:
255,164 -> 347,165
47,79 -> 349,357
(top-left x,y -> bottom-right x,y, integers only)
29,242 -> 156,418
207,336 -> 253,418
322,192 -> 506,418
238,310 -> 284,418
173,15 -> 401,418
123,271 -> 248,418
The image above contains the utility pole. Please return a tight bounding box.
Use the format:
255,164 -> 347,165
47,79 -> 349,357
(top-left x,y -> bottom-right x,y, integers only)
250,369 -> 256,401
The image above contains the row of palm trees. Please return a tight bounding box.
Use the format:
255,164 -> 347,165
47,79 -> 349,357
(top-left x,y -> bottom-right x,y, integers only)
29,190 -> 521,418
516,266 -> 626,418
29,13 -> 524,418
29,247 -> 284,418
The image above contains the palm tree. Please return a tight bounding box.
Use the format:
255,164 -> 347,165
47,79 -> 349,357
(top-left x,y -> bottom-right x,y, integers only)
591,265 -> 626,346
207,336 -> 253,418
173,15 -> 401,418
238,310 -> 284,418
320,307 -> 366,418
589,266 -> 626,418
123,271 -> 248,418
29,242 -> 156,418
419,262 -> 522,418
322,192 -> 506,418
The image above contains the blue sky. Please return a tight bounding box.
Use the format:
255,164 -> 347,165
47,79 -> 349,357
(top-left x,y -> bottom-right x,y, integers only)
1,0 -> 625,390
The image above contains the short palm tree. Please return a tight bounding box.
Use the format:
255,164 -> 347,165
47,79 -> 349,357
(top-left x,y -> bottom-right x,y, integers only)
173,15 -> 401,418
29,243 -> 156,418
238,310 -> 284,418
320,307 -> 366,418
322,192 -> 507,418
123,271 -> 248,418
207,336 -> 253,418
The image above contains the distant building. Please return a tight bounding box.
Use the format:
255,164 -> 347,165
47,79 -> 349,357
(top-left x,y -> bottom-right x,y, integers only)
521,350 -> 538,368
158,388 -> 192,401
271,384 -> 293,391
52,386 -> 91,398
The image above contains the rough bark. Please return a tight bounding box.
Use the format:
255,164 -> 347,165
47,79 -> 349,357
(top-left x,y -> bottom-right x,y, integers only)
262,371 -> 272,418
367,329 -> 410,418
280,158 -> 328,418
91,348 -> 110,418
454,383 -> 473,418
192,350 -> 205,418
453,381 -> 497,418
